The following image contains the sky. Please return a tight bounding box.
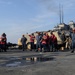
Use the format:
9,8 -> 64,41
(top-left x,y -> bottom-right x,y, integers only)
0,0 -> 75,43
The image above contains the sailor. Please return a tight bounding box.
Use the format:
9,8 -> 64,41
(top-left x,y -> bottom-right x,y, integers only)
1,33 -> 7,52
71,28 -> 75,53
21,35 -> 27,51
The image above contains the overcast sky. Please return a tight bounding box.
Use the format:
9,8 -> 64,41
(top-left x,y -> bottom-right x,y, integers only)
0,0 -> 75,43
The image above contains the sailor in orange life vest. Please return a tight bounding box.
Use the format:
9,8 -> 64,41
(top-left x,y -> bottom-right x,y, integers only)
0,33 -> 7,52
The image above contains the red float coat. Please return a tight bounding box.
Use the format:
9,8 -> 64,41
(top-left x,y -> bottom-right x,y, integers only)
0,36 -> 7,44
41,35 -> 47,44
29,35 -> 35,42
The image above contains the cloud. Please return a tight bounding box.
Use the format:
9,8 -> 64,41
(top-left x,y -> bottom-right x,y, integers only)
6,21 -> 51,36
30,12 -> 57,24
37,0 -> 75,13
37,0 -> 59,12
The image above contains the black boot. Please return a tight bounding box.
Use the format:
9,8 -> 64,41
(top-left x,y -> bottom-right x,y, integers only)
71,49 -> 74,53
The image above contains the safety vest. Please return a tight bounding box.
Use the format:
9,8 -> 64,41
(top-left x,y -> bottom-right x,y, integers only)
0,36 -> 2,44
0,36 -> 6,44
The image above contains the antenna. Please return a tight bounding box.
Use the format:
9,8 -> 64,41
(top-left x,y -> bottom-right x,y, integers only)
61,5 -> 64,24
59,4 -> 61,24
59,4 -> 64,24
